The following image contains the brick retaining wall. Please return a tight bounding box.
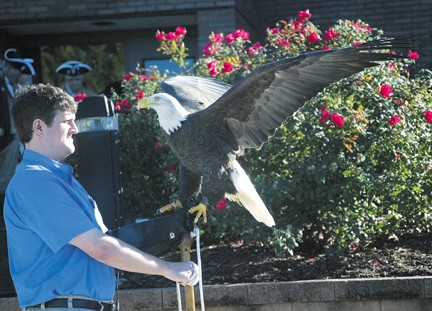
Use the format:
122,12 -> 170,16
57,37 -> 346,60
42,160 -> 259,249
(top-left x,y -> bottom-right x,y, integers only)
2,277 -> 432,311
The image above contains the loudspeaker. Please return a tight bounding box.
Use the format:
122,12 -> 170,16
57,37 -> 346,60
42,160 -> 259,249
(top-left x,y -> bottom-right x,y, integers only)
75,95 -> 123,229
0,191 -> 16,297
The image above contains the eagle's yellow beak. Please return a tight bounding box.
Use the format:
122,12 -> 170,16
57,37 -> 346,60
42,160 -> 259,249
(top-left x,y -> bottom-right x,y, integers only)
137,97 -> 151,109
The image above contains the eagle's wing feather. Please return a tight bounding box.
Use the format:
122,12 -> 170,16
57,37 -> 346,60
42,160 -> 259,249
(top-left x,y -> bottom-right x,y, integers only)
161,76 -> 231,113
191,38 -> 409,150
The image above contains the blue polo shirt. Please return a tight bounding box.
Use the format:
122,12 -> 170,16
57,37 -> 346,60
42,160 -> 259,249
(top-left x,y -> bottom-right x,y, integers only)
4,150 -> 116,307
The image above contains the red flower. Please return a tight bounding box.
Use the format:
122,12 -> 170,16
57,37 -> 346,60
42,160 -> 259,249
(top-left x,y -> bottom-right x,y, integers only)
298,9 -> 312,20
321,46 -> 331,50
271,28 -> 280,34
323,28 -> 338,42
175,26 -> 187,36
352,41 -> 363,46
215,198 -> 227,211
319,108 -> 330,125
120,99 -> 129,107
424,110 -> 432,124
408,50 -> 419,60
380,84 -> 393,98
225,34 -> 235,44
135,92 -> 145,100
156,33 -> 165,41
153,141 -> 161,150
73,93 -> 87,102
222,62 -> 233,73
331,113 -> 345,127
166,32 -> 178,40
123,73 -> 133,81
209,67 -> 218,76
307,32 -> 319,44
166,164 -> 176,174
139,75 -> 151,82
387,114 -> 401,126
114,103 -> 121,111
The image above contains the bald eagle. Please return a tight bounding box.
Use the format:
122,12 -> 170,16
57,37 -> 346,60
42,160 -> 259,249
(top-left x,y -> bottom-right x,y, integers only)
138,38 -> 409,227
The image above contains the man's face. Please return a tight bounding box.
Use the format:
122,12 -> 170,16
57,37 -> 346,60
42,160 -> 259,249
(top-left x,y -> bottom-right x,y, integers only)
65,75 -> 84,93
44,110 -> 78,161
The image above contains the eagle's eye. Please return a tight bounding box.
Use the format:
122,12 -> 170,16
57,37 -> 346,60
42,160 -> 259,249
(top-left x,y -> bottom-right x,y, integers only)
155,96 -> 160,101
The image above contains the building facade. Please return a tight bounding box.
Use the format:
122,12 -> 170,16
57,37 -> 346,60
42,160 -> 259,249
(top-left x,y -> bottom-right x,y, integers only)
1,0 -> 431,80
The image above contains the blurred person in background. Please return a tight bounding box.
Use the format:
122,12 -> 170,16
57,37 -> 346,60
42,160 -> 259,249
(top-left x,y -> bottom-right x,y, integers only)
0,48 -> 35,192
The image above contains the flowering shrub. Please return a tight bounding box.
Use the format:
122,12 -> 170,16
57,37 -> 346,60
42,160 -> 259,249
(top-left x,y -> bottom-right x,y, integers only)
113,9 -> 432,255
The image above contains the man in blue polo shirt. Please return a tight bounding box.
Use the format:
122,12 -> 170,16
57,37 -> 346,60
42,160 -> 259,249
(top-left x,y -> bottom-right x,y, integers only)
4,84 -> 199,310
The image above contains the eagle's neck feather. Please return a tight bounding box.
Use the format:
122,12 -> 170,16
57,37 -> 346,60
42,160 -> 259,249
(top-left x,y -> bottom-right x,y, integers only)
155,95 -> 189,134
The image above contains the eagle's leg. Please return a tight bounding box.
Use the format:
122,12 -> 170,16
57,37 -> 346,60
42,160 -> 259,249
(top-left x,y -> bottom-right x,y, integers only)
188,196 -> 208,224
156,200 -> 183,215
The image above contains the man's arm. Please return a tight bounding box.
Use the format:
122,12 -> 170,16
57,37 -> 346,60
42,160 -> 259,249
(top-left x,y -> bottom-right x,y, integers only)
70,228 -> 199,286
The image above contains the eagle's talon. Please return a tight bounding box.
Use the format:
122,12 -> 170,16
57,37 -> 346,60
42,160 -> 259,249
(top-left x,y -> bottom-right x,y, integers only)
188,203 -> 207,224
156,200 -> 183,215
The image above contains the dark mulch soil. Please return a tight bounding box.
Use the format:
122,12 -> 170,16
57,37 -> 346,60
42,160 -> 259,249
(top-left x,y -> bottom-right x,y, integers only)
118,233 -> 432,290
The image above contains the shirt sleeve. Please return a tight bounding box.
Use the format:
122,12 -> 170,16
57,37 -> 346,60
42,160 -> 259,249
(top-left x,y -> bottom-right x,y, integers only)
17,176 -> 98,253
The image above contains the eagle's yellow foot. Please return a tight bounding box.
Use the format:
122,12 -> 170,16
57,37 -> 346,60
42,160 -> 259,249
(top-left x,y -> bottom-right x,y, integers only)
156,200 -> 183,215
188,203 -> 207,224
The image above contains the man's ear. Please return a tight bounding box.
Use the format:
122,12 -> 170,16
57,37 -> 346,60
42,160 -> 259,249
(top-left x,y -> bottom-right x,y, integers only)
32,119 -> 44,136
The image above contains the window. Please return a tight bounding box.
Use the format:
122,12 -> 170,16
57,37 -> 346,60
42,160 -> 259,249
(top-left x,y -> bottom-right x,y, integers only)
143,58 -> 194,75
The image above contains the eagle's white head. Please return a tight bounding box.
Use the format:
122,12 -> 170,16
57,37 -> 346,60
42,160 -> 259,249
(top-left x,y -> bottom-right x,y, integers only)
138,93 -> 189,134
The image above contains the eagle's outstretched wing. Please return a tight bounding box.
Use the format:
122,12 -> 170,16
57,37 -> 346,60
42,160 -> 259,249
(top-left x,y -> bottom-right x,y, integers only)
189,38 -> 410,150
161,75 -> 231,113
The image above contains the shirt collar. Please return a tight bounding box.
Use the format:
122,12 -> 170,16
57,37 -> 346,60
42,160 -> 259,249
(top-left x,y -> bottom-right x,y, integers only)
22,149 -> 74,183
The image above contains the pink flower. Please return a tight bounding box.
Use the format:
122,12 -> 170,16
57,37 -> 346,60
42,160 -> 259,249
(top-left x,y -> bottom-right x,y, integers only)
275,39 -> 290,48
307,32 -> 319,44
380,84 -> 393,98
424,110 -> 432,124
207,60 -> 217,70
271,28 -> 280,34
120,99 -> 129,107
73,93 -> 87,102
222,62 -> 233,73
352,41 -> 363,46
387,114 -> 401,126
156,33 -> 165,41
153,141 -> 161,149
215,198 -> 227,211
123,73 -> 132,81
298,9 -> 312,20
233,29 -> 250,40
210,33 -> 224,43
321,46 -> 331,50
175,26 -> 187,36
166,32 -> 178,40
114,103 -> 121,111
331,113 -> 345,127
203,42 -> 217,56
225,34 -> 235,44
408,50 -> 419,60
248,42 -> 263,56
135,92 -> 145,100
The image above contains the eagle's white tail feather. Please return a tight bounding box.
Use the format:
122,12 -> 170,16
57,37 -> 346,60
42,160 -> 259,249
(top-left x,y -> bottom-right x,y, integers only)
225,160 -> 275,227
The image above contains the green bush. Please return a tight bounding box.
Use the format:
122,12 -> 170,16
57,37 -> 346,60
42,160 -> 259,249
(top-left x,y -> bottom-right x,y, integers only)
111,9 -> 432,255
